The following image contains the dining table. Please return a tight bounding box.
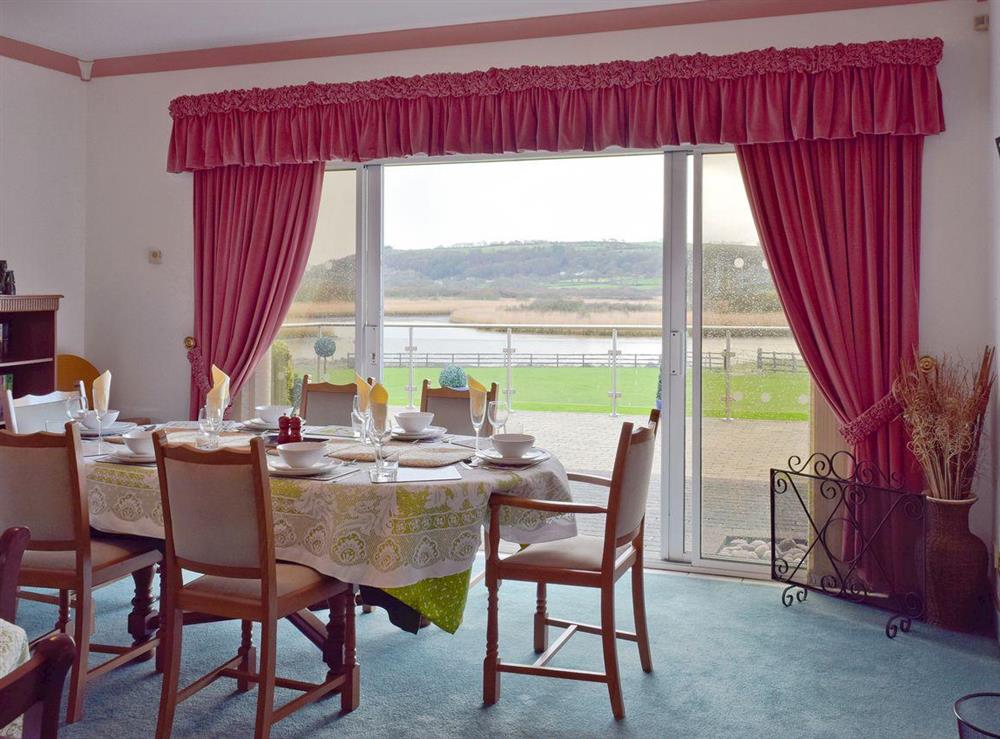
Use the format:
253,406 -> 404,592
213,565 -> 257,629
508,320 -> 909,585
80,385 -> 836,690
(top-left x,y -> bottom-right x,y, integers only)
78,422 -> 577,707
0,618 -> 29,737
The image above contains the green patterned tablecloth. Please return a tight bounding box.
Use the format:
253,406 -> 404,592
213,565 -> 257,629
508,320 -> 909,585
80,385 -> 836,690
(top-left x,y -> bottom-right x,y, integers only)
85,447 -> 575,633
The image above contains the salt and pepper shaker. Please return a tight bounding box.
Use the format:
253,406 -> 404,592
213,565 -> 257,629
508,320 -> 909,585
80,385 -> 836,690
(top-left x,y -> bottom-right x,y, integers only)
277,415 -> 291,445
289,416 -> 302,443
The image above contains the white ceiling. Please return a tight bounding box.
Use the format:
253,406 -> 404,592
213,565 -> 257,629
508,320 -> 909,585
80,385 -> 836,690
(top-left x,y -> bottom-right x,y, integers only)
0,0 -> 682,60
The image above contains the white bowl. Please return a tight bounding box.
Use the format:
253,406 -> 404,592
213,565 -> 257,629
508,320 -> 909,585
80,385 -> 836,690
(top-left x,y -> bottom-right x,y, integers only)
81,410 -> 119,430
276,441 -> 327,469
491,433 -> 535,459
395,411 -> 434,434
256,405 -> 291,425
122,429 -> 154,456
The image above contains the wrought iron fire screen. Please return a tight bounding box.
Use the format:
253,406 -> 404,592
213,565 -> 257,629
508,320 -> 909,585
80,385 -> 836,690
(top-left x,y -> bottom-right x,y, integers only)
770,452 -> 924,638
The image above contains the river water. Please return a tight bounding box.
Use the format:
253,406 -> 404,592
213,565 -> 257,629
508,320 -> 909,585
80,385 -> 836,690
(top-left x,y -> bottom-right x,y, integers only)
382,315 -> 801,363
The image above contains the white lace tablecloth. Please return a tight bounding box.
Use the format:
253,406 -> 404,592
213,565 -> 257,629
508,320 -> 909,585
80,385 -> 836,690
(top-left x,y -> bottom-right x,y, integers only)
84,449 -> 576,589
0,618 -> 29,737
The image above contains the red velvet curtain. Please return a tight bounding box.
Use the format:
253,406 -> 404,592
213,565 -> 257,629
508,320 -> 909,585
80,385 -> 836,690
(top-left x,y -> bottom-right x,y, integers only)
188,162 -> 324,418
736,135 -> 922,587
167,38 -> 944,172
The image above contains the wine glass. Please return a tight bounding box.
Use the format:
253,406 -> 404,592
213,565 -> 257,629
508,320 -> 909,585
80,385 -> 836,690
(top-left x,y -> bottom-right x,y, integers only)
352,394 -> 370,442
470,396 -> 486,453
367,406 -> 394,482
487,400 -> 509,436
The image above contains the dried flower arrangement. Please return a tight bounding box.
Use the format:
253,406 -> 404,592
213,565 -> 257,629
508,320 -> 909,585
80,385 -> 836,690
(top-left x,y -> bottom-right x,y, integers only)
892,347 -> 995,500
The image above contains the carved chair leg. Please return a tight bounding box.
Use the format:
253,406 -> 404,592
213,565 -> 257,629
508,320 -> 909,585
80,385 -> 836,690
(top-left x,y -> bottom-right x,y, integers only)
128,565 -> 158,662
155,564 -> 166,673
340,588 -> 359,713
237,620 -> 256,692
631,559 -> 652,673
533,582 -> 548,653
600,585 -> 625,720
155,606 -> 183,739
55,589 -> 71,634
66,589 -> 93,723
254,618 -> 276,739
483,577 -> 500,705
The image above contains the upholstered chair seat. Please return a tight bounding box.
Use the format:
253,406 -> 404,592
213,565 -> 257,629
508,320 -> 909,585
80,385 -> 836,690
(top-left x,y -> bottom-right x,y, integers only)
19,537 -> 161,590
500,537 -> 634,576
179,563 -> 343,620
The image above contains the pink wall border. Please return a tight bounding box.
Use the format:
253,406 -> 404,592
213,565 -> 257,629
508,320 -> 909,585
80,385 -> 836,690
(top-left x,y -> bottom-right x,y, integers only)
3,0 -> 942,80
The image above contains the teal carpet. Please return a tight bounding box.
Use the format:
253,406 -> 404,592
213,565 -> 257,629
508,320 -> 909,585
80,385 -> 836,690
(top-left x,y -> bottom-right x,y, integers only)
15,566 -> 999,738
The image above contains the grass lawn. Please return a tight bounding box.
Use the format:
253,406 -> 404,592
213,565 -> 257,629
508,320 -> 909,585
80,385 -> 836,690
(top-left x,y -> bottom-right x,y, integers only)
345,366 -> 812,420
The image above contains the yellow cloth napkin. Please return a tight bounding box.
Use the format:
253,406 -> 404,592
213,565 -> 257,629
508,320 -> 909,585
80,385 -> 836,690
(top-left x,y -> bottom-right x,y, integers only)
355,373 -> 370,412
206,365 -> 230,417
370,382 -> 388,431
93,370 -> 112,414
468,376 -> 487,419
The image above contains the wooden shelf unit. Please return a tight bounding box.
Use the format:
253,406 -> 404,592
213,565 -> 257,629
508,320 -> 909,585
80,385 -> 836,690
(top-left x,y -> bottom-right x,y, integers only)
0,294 -> 62,399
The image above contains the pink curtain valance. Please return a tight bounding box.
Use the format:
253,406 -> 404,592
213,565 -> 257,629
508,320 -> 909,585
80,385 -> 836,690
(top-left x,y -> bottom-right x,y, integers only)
167,37 -> 944,172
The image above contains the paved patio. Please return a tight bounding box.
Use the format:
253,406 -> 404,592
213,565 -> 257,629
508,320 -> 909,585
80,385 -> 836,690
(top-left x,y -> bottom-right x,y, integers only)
510,409 -> 811,561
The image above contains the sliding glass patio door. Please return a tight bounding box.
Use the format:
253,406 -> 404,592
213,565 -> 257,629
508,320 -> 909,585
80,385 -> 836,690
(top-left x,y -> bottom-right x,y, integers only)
265,149 -> 810,574
665,150 -> 812,572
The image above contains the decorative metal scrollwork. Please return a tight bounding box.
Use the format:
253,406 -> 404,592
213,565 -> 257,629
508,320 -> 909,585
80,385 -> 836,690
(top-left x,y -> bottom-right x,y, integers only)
770,454 -> 923,639
781,585 -> 807,607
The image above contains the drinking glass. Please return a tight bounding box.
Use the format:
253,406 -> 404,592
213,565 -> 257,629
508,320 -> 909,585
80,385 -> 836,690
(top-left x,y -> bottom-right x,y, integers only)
487,400 -> 509,436
470,397 -> 486,453
198,406 -> 223,449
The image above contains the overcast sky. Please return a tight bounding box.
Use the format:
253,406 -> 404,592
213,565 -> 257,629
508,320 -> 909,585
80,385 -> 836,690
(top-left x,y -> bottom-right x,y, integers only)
383,152 -> 759,250
309,151 -> 760,265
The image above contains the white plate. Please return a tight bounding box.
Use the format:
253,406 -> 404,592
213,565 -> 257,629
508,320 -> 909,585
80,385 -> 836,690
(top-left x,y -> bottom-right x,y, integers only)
111,448 -> 156,464
475,448 -> 550,467
79,422 -> 137,437
242,418 -> 278,431
267,459 -> 336,477
390,425 -> 446,441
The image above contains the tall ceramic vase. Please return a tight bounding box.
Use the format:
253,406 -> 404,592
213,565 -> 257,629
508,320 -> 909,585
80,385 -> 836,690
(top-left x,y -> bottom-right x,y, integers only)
923,496 -> 989,632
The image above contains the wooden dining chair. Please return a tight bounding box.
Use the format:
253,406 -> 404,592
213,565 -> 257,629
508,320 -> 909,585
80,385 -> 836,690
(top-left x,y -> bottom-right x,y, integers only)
0,633 -> 75,739
153,432 -> 358,739
419,379 -> 499,436
0,526 -> 30,622
482,408 -> 659,720
298,373 -> 357,426
1,382 -> 86,434
55,354 -> 100,408
0,423 -> 163,723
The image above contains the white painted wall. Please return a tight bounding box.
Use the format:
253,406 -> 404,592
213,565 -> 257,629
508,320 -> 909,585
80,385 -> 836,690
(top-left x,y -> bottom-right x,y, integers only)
0,57 -> 86,354
82,0 -> 995,537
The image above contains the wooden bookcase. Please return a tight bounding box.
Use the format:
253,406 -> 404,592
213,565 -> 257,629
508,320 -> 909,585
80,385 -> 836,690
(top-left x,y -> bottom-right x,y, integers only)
0,294 -> 62,404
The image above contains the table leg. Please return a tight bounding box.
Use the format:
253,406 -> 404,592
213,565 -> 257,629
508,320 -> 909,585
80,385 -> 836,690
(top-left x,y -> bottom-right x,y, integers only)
127,565 -> 158,662
327,588 -> 359,713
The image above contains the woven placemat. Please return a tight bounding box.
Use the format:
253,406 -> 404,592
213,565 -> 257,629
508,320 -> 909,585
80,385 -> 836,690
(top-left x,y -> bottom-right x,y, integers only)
325,440 -> 472,468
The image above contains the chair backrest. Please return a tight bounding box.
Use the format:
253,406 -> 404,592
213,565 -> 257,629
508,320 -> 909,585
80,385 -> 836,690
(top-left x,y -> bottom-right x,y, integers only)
419,379 -> 498,436
56,354 -> 99,407
299,373 -> 356,426
153,433 -> 273,582
0,527 -> 30,622
0,633 -> 75,739
0,424 -> 86,552
2,383 -> 85,434
605,409 -> 660,547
